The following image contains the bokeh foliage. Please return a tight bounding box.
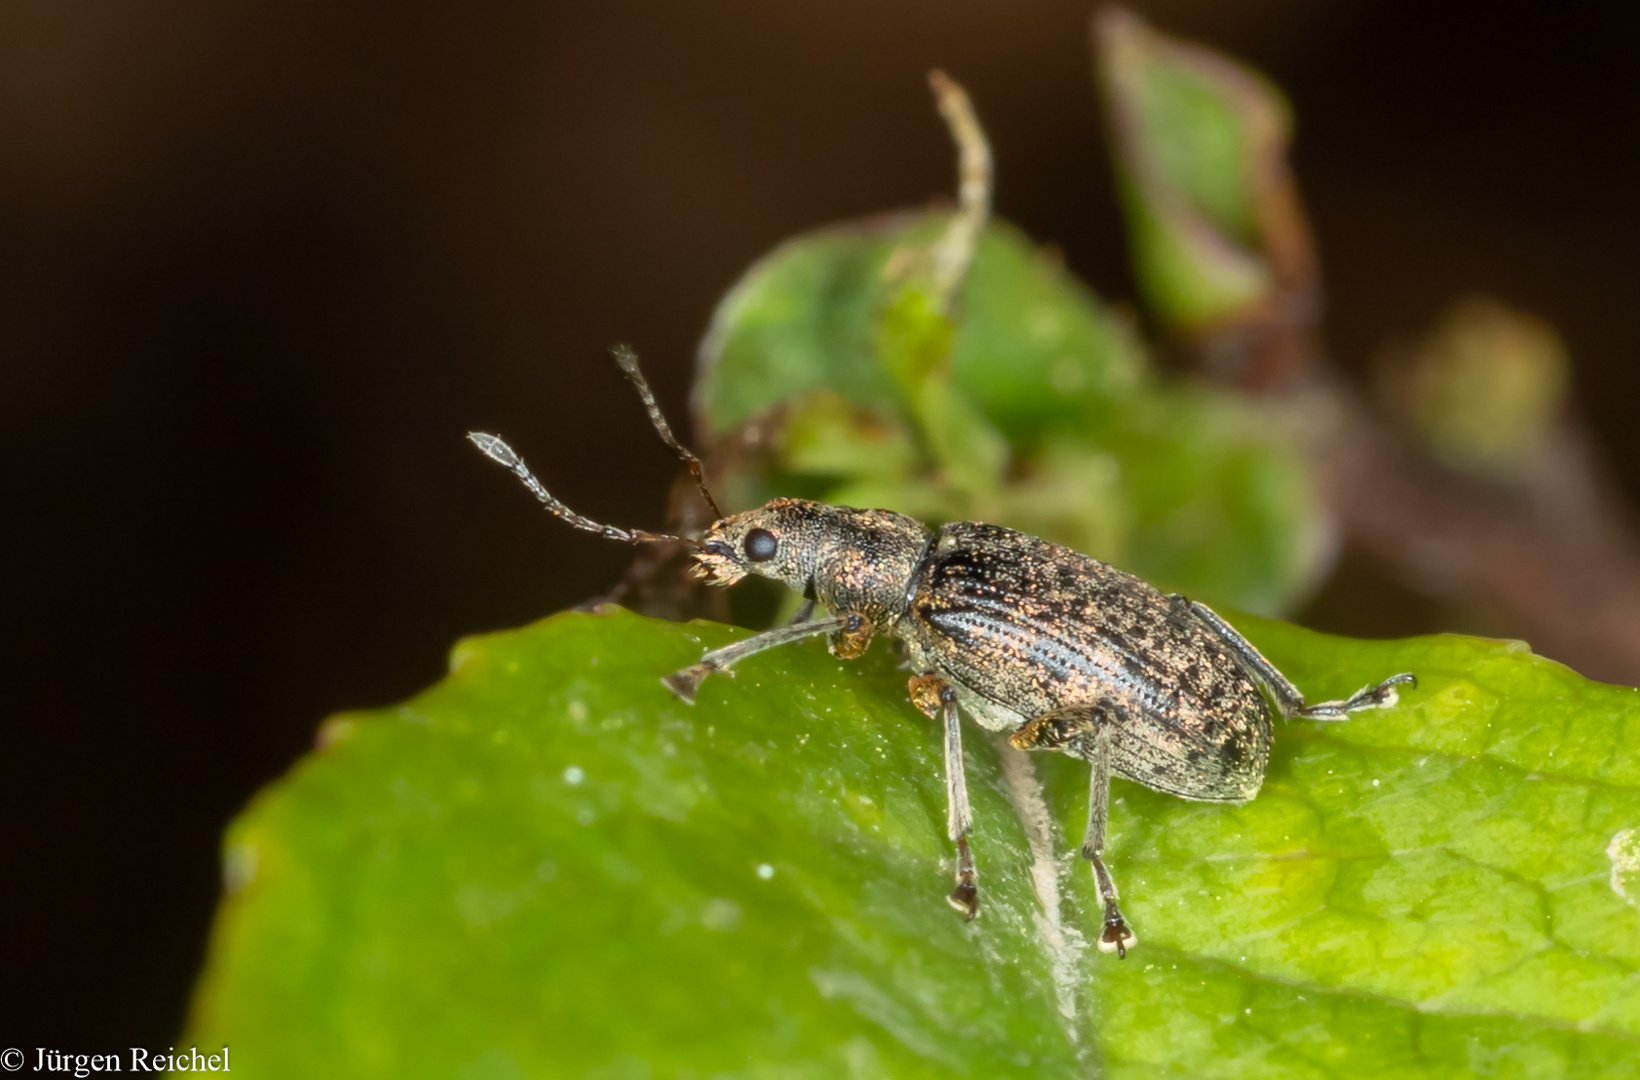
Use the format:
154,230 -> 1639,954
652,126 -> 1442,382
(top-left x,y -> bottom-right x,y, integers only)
696,214 -> 1327,618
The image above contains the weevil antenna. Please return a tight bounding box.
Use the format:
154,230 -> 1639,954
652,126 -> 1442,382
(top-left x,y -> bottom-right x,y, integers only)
467,431 -> 700,548
609,344 -> 724,520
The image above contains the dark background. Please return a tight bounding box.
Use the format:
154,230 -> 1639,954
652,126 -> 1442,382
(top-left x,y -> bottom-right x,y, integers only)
4,0 -> 1638,1045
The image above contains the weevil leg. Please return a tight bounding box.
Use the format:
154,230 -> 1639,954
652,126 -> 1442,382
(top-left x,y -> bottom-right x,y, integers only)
908,674 -> 978,920
1183,598 -> 1416,722
1008,703 -> 1136,957
788,598 -> 817,625
828,614 -> 876,660
1289,672 -> 1418,720
1082,734 -> 1136,958
662,613 -> 856,704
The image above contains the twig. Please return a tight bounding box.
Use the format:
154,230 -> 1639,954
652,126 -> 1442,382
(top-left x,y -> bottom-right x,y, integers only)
926,70 -> 992,307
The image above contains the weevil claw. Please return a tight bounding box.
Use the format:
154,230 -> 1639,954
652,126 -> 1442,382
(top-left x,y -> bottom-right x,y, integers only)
1098,919 -> 1135,958
1360,671 -> 1417,710
661,666 -> 708,704
948,882 -> 979,921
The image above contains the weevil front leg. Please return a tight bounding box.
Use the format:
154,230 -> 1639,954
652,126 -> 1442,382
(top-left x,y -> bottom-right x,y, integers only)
1010,704 -> 1136,957
1176,596 -> 1416,721
663,613 -> 860,703
907,674 -> 978,920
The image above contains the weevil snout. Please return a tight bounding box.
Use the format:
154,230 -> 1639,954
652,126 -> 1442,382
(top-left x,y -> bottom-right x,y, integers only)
692,537 -> 747,586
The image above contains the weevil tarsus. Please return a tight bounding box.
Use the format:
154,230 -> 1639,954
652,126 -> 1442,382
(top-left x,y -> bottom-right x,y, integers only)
1297,672 -> 1418,720
1178,595 -> 1416,723
909,674 -> 978,919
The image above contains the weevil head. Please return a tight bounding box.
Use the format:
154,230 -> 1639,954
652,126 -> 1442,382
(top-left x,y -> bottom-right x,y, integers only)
691,498 -> 827,591
692,498 -> 931,625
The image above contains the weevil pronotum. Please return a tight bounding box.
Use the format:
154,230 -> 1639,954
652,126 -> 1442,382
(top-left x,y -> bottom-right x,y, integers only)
470,347 -> 1415,957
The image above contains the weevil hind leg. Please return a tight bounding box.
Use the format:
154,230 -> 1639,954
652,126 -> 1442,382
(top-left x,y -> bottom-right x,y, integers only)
1079,717 -> 1135,957
908,674 -> 978,920
1180,596 -> 1416,722
1293,671 -> 1417,721
1008,703 -> 1136,957
1082,770 -> 1134,957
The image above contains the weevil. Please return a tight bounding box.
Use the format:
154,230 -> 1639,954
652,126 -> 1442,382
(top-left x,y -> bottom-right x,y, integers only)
470,347 -> 1415,957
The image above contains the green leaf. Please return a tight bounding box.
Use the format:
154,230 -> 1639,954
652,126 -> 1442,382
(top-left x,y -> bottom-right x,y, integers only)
1096,8 -> 1301,334
694,214 -> 928,442
1081,389 -> 1327,614
185,607 -> 1640,1077
696,212 -> 1325,614
945,221 -> 1143,445
695,215 -> 1143,445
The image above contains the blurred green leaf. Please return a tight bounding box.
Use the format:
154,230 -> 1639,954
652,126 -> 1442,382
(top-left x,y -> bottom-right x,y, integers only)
778,392 -> 917,483
1096,8 -> 1307,337
695,215 -> 1142,444
186,608 -> 1640,1077
1086,387 -> 1328,615
697,212 -> 1325,613
695,214 -> 932,442
945,221 -> 1142,444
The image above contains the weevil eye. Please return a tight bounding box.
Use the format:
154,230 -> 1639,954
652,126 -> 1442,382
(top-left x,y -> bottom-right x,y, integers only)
743,527 -> 778,562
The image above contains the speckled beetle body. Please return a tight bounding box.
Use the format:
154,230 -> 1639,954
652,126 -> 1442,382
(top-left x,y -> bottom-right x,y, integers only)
471,349 -> 1415,957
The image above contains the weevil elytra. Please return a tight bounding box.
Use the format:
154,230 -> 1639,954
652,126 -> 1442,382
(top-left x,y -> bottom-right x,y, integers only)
471,347 -> 1415,957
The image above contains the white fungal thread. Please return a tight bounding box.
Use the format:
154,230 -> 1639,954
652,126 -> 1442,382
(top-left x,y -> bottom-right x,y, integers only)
1608,827 -> 1640,909
993,736 -> 1087,1041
